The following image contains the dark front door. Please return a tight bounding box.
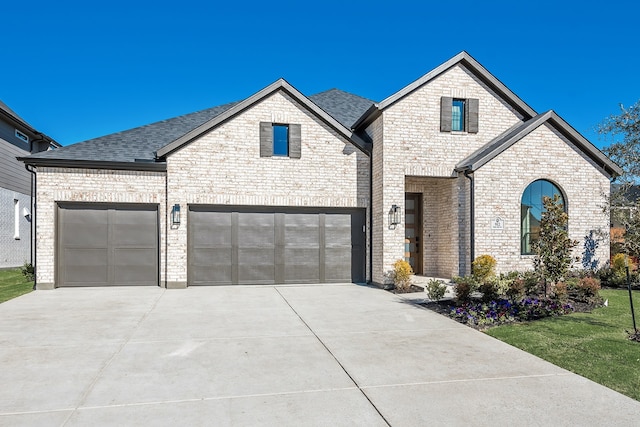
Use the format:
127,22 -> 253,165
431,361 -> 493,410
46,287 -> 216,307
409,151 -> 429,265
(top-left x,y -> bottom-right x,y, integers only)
404,194 -> 422,274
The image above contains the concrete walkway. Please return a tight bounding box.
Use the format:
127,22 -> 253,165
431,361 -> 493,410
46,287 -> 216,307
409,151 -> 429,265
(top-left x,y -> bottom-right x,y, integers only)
1,284 -> 638,426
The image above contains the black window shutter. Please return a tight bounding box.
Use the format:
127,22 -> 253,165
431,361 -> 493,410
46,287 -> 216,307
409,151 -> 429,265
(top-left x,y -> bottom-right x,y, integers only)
289,124 -> 301,158
467,98 -> 479,133
259,122 -> 273,157
440,97 -> 452,132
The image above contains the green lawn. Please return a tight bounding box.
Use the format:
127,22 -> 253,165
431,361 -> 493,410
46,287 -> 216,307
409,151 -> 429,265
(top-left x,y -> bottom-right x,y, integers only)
0,268 -> 34,303
487,289 -> 640,401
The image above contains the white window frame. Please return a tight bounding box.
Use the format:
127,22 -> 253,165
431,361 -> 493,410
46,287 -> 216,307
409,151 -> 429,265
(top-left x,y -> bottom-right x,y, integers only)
15,129 -> 29,144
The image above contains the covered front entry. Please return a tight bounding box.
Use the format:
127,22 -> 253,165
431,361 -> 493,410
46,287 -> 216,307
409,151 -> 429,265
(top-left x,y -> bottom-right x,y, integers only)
188,206 -> 366,285
56,203 -> 159,287
405,177 -> 462,278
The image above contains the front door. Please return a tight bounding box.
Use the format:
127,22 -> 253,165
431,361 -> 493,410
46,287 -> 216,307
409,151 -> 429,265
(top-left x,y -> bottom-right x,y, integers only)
404,193 -> 422,274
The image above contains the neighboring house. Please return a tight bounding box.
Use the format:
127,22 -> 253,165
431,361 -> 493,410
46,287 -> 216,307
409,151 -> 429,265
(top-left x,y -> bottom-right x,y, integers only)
20,52 -> 621,289
0,100 -> 58,269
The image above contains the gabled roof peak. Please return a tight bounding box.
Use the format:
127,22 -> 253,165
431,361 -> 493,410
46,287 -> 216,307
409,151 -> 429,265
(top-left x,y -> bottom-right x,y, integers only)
353,51 -> 538,130
455,110 -> 622,178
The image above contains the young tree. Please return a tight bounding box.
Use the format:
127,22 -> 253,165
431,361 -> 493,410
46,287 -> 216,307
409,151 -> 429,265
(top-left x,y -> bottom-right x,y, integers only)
600,100 -> 640,258
533,194 -> 578,295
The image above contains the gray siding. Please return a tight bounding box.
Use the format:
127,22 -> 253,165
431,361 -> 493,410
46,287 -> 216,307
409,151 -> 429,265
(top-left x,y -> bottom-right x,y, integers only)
0,138 -> 31,195
0,188 -> 31,268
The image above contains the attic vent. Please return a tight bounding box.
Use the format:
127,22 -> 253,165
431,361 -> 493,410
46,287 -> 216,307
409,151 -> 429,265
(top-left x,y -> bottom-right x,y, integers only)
15,129 -> 29,143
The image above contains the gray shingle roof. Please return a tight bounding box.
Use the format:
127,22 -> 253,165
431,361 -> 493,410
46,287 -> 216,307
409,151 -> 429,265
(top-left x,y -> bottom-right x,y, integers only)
308,89 -> 375,128
26,101 -> 239,163
23,87 -> 373,166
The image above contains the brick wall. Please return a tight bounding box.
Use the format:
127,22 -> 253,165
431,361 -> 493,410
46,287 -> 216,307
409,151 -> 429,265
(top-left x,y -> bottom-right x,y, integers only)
166,90 -> 370,286
473,123 -> 611,273
372,63 -> 524,281
35,167 -> 166,288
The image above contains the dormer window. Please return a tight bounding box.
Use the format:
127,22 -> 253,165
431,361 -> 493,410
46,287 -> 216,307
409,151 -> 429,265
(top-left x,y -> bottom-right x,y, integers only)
440,97 -> 479,133
15,129 -> 29,144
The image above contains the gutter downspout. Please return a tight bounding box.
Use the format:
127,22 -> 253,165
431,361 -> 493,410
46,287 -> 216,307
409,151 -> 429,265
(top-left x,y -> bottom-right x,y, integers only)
368,147 -> 373,285
463,170 -> 475,274
25,164 -> 37,288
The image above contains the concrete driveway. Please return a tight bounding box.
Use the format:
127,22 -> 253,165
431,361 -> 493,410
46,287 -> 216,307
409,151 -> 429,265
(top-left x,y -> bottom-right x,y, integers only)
1,284 -> 638,426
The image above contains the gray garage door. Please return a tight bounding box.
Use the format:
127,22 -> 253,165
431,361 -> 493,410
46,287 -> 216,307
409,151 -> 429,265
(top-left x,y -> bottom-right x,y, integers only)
188,206 -> 366,285
57,203 -> 159,287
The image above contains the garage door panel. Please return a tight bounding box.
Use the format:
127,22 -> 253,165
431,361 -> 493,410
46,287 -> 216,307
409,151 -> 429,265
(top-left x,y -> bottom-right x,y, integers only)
58,204 -> 158,287
284,248 -> 320,283
113,248 -> 158,284
189,207 -> 365,285
63,248 -> 109,285
191,212 -> 232,247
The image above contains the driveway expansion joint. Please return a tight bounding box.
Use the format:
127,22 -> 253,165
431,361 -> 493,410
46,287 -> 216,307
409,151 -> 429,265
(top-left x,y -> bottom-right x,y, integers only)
274,286 -> 392,427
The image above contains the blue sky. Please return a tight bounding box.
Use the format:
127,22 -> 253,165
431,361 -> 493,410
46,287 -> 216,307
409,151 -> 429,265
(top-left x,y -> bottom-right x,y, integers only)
2,0 -> 638,150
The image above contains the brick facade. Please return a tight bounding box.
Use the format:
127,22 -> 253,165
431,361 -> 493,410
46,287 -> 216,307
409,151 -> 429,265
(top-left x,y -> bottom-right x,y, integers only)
166,90 -> 370,287
35,168 -> 166,289
370,63 -> 612,283
28,55 -> 616,288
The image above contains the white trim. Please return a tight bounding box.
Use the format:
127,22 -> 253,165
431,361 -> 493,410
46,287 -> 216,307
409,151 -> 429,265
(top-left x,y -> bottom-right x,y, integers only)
15,129 -> 29,144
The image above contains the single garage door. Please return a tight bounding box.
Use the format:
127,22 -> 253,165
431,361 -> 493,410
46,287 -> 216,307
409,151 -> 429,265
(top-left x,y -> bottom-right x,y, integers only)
57,203 -> 159,287
189,206 -> 365,285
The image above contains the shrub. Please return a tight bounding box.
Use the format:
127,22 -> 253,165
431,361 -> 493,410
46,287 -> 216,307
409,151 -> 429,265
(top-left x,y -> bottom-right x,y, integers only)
478,280 -> 500,302
577,277 -> 601,297
472,255 -> 496,281
426,279 -> 447,302
392,259 -> 413,291
552,281 -> 568,301
452,275 -> 476,303
21,262 -> 34,282
611,253 -> 629,273
506,278 -> 525,302
520,271 -> 542,295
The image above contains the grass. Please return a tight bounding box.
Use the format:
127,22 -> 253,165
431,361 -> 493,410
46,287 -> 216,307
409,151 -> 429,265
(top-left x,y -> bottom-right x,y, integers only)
487,289 -> 640,401
0,268 -> 34,304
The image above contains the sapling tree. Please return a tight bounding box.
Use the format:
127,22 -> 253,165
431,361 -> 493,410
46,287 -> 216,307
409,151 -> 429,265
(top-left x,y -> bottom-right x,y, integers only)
532,194 -> 578,295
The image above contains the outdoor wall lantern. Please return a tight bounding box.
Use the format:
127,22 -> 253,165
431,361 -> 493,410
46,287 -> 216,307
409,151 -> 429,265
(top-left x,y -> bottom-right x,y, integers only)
171,204 -> 181,225
389,204 -> 401,226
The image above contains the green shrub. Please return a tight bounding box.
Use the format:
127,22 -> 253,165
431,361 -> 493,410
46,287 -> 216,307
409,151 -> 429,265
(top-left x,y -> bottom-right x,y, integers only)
452,275 -> 476,303
472,255 -> 496,281
20,262 -> 34,282
392,259 -> 413,291
520,271 -> 542,295
426,279 -> 447,302
611,253 -> 629,273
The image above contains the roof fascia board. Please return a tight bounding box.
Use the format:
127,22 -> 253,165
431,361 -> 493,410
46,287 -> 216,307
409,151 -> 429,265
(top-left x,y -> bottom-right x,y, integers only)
17,157 -> 167,172
157,79 -> 370,158
0,108 -> 59,147
547,111 -> 623,177
376,51 -> 538,118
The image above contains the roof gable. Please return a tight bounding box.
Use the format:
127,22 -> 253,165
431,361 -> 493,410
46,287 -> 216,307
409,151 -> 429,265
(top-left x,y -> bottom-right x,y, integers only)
156,79 -> 369,158
455,110 -> 622,178
353,51 -> 537,129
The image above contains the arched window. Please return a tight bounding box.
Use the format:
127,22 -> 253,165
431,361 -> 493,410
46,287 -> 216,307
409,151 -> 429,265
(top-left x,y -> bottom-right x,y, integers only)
521,179 -> 565,254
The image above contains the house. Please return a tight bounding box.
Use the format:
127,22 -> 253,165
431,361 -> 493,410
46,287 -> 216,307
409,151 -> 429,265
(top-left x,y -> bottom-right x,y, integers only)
20,52 -> 621,289
0,100 -> 58,269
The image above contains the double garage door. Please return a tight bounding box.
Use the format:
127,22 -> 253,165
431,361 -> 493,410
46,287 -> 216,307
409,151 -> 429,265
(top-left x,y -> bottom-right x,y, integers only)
189,206 -> 366,285
57,203 -> 159,287
57,204 -> 365,287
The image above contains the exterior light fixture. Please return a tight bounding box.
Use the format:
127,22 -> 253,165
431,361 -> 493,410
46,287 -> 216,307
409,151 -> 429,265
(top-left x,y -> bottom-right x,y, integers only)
389,204 -> 401,226
171,204 -> 181,225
